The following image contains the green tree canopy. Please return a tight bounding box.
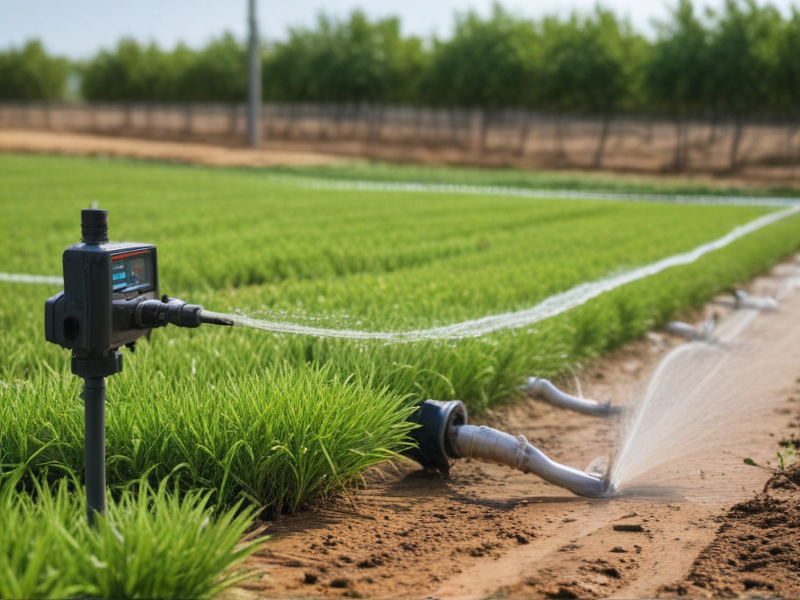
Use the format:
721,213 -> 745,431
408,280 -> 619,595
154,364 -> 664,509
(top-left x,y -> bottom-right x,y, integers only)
0,40 -> 69,101
82,39 -> 189,101
263,11 -> 427,103
705,0 -> 785,114
178,34 -> 246,102
4,1 -> 800,115
645,0 -> 710,113
538,8 -> 647,113
421,5 -> 539,108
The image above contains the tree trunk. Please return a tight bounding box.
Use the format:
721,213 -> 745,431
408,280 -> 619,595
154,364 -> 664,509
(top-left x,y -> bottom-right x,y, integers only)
479,109 -> 490,153
555,113 -> 566,160
517,110 -> 530,156
672,115 -> 688,171
448,108 -> 457,146
707,113 -> 718,147
185,103 -> 193,135
593,114 -> 612,168
729,118 -> 744,171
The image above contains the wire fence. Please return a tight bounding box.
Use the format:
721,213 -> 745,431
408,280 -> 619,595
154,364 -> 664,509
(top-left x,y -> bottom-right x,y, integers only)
2,101 -> 799,172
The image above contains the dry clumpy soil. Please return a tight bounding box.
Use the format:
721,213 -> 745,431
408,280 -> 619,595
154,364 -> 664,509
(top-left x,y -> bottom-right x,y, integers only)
671,465 -> 800,598
222,258 -> 800,600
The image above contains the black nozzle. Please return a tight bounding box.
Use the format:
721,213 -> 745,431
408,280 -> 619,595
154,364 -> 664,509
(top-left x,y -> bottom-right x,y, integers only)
81,209 -> 109,244
199,311 -> 236,326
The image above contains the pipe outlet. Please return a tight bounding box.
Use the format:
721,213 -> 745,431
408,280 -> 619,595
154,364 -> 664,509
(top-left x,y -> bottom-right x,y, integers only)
523,377 -> 622,417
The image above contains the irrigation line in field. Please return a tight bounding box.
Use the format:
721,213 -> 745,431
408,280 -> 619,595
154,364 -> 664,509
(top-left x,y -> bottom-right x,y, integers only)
204,204 -> 800,341
4,205 -> 800,341
275,175 -> 800,208
0,272 -> 63,285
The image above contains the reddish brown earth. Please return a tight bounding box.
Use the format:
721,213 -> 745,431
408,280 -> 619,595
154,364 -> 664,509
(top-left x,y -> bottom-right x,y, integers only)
0,129 -> 345,168
218,258 -> 800,600
671,464 -> 800,597
2,128 -> 800,191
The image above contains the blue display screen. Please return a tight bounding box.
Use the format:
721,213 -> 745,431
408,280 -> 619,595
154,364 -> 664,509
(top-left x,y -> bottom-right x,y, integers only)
111,250 -> 154,294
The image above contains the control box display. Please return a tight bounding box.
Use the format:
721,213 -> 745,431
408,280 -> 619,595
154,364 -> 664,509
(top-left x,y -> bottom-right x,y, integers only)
111,249 -> 156,295
45,239 -> 160,360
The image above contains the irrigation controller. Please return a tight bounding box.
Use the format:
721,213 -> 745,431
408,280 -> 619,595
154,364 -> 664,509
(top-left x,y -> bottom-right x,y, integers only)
44,209 -> 229,523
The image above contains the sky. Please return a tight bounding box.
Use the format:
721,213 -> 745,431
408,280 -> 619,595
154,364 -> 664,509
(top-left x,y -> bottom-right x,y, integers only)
1,0 -> 797,58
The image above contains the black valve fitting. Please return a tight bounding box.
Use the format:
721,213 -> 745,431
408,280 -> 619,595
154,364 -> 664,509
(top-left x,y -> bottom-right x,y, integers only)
403,400 -> 468,473
134,297 -> 203,329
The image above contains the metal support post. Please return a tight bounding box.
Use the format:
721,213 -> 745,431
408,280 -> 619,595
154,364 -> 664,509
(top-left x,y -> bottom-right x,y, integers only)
247,0 -> 261,148
83,376 -> 107,525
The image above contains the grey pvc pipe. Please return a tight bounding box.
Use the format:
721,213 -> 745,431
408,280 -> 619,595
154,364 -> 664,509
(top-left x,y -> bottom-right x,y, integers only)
666,318 -> 716,342
523,377 -> 621,417
734,290 -> 778,311
83,377 -> 107,525
713,290 -> 779,311
451,424 -> 612,498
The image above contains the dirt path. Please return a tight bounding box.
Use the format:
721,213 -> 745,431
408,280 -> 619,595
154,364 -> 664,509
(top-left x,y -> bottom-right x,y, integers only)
0,129 -> 345,168
2,129 -> 799,192
221,256 -> 800,600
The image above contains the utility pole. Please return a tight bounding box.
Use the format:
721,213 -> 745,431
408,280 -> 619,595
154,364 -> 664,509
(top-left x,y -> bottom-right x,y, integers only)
247,0 -> 261,148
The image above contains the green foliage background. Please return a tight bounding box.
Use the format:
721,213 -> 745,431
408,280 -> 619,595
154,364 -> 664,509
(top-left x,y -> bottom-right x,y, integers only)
3,0 -> 800,116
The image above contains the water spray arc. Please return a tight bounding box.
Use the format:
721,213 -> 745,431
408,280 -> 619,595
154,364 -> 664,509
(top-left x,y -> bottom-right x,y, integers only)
44,210 -> 231,524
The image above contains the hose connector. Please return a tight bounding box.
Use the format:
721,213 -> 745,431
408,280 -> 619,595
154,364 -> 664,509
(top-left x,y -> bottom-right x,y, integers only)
134,297 -> 203,329
403,400 -> 467,472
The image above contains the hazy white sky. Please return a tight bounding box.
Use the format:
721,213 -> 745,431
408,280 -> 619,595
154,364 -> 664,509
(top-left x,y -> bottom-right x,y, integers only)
1,0 -> 797,58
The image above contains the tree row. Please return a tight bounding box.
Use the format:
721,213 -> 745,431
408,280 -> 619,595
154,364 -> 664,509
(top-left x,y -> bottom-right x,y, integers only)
2,0 -> 799,116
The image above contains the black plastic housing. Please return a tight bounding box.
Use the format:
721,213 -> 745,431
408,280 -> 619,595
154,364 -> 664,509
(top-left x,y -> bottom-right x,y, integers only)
45,242 -> 160,354
45,211 -> 161,371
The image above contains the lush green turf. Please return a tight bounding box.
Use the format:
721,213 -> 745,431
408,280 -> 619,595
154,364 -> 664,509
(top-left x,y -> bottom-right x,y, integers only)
2,154 -> 798,405
267,160 -> 800,198
1,366 -> 414,512
0,472 -> 261,599
1,153 -> 799,598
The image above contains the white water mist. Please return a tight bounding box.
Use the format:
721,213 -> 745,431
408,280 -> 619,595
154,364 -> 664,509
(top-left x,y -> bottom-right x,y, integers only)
608,309 -> 765,491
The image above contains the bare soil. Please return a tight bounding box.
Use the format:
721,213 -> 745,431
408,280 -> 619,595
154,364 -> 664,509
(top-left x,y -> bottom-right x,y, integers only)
672,464 -> 800,597
4,103 -> 800,184
2,128 -> 800,192
0,129 -> 345,168
221,258 -> 800,600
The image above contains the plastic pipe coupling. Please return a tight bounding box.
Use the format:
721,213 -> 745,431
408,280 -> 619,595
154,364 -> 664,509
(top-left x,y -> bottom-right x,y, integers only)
403,400 -> 467,472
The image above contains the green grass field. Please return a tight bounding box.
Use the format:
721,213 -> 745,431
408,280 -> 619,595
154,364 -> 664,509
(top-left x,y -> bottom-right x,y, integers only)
1,153 -> 799,597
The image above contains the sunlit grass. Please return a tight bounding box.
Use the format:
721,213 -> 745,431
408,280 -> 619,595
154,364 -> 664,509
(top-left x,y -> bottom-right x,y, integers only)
0,154 -> 798,598
0,472 -> 262,599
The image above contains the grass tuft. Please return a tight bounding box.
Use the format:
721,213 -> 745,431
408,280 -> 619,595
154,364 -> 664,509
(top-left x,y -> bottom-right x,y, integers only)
0,471 -> 263,599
